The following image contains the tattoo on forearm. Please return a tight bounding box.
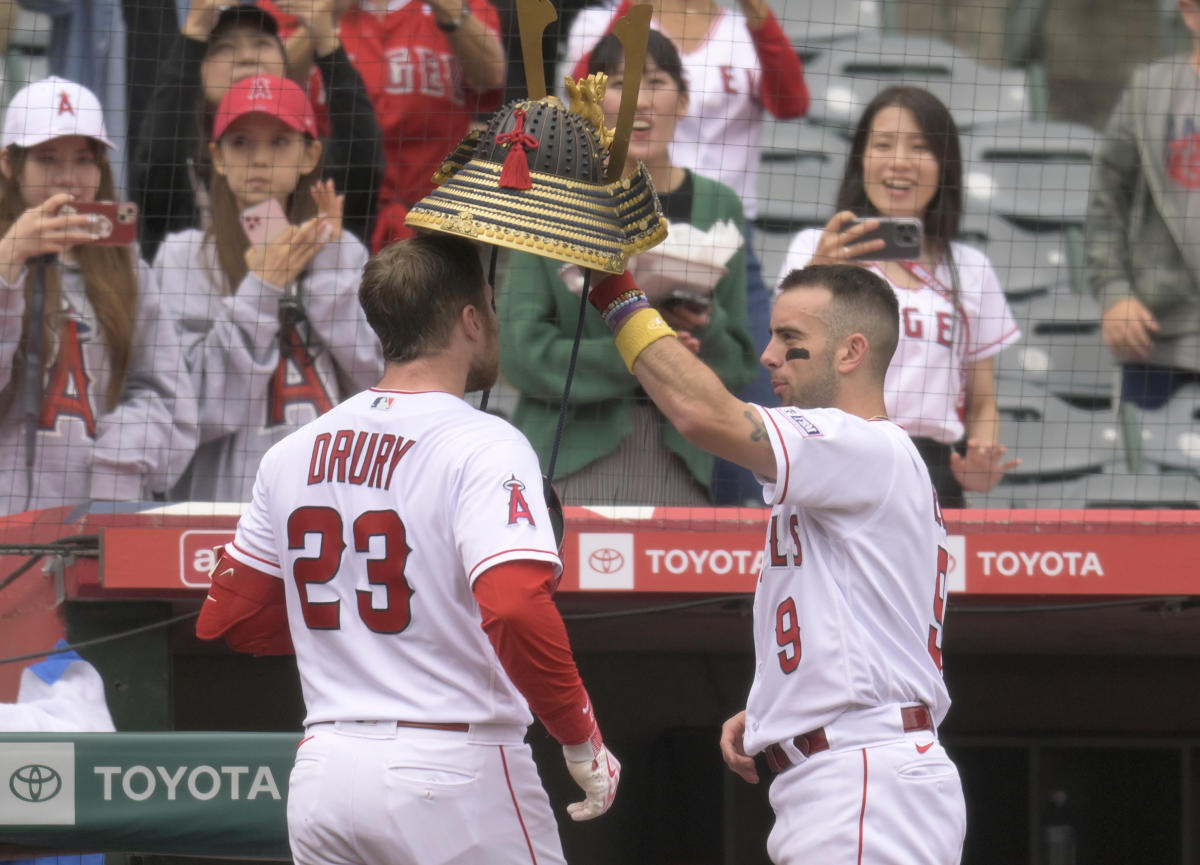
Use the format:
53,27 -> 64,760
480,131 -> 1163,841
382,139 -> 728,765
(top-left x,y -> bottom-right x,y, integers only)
746,410 -> 767,443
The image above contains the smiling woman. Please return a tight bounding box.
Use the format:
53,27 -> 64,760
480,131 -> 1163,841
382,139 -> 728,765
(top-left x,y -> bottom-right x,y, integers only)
497,31 -> 759,506
777,86 -> 1023,507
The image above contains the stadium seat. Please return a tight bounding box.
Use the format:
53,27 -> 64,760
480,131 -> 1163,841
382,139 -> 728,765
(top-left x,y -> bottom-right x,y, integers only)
961,119 -> 1098,230
771,0 -> 885,62
801,34 -> 1030,134
754,121 -> 848,233
993,378 -> 1121,481
1124,385 -> 1200,477
1074,470 -> 1200,509
957,214 -> 1072,301
995,289 -> 1116,408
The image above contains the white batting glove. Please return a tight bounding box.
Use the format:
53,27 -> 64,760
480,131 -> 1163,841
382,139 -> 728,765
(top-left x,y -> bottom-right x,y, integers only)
562,739 -> 621,821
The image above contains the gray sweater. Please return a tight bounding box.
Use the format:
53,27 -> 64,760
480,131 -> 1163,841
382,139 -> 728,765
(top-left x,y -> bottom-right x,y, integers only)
1087,54 -> 1200,341
154,229 -> 382,502
0,255 -> 197,514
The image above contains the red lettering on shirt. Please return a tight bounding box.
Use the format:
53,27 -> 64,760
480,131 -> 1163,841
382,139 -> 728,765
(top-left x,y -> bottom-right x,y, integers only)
39,319 -> 97,437
267,329 -> 334,427
902,307 -> 924,339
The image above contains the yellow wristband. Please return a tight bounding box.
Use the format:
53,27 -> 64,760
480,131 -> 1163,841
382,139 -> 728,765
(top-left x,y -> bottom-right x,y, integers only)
614,307 -> 677,373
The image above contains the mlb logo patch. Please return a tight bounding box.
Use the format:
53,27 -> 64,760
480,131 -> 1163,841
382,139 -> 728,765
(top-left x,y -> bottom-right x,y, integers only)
779,407 -> 821,437
370,396 -> 394,411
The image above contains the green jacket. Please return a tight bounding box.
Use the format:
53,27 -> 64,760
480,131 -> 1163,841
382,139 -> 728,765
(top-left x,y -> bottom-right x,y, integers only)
1087,55 -> 1200,338
498,172 -> 759,492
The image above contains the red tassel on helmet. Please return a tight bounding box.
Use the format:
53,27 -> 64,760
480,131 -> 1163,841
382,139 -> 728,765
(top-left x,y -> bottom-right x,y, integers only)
496,107 -> 538,190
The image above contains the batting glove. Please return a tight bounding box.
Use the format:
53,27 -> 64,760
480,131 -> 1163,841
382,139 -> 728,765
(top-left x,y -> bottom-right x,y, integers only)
563,738 -> 621,821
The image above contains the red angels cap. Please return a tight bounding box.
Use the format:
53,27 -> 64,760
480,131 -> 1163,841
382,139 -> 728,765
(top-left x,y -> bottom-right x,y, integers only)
1,76 -> 116,150
212,74 -> 317,140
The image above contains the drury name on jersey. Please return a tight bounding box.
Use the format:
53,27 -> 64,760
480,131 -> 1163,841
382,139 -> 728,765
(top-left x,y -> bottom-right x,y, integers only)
306,429 -> 416,490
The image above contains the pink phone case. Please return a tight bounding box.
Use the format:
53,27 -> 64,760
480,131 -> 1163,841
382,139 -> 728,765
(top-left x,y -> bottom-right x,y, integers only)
241,200 -> 289,246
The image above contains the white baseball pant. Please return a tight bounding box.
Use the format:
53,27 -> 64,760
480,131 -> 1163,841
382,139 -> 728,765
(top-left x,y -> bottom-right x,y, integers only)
288,721 -> 567,865
765,710 -> 966,864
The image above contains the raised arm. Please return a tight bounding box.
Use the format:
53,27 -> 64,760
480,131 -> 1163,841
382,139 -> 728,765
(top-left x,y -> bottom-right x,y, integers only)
588,271 -> 776,478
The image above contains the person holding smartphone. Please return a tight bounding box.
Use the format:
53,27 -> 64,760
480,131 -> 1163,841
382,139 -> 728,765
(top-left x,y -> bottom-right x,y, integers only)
777,86 -> 1022,507
152,74 -> 380,502
499,30 -> 759,506
0,77 -> 196,514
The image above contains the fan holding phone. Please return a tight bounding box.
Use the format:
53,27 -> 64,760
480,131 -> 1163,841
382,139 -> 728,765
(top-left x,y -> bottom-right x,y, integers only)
0,77 -> 196,514
152,74 -> 381,502
777,87 -> 1022,506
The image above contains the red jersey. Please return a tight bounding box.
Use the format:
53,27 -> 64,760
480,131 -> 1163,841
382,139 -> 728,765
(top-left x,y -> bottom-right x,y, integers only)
339,1 -> 504,248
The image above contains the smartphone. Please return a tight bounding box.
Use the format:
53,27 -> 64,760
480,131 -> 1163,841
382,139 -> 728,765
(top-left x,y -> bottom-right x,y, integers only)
241,199 -> 290,246
659,286 -> 713,316
59,201 -> 138,246
848,216 -> 923,261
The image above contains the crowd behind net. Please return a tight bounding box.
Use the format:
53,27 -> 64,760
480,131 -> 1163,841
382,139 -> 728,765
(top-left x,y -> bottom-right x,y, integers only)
0,0 -> 1198,522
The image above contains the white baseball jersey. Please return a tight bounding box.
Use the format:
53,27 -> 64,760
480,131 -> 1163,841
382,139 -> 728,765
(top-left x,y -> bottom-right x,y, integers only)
225,388 -> 563,728
779,233 -> 1021,442
741,405 -> 951,757
561,5 -> 773,218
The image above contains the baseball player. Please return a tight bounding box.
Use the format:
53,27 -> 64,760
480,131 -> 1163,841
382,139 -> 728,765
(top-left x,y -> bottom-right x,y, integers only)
196,233 -> 619,865
586,262 -> 966,863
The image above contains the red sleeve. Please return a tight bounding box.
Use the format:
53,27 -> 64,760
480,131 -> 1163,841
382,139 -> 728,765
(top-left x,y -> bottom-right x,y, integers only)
570,0 -> 634,84
196,550 -> 295,657
474,560 -> 601,748
748,11 -> 809,119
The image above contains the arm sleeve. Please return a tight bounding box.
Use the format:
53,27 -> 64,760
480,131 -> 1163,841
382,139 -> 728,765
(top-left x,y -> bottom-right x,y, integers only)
295,239 -> 383,394
958,248 -> 1021,362
775,229 -> 821,290
130,33 -> 208,262
498,251 -> 644,403
756,406 -> 896,516
153,234 -> 286,443
313,44 -> 384,247
1086,77 -> 1140,312
747,11 -> 809,119
90,258 -> 199,498
196,548 -> 294,656
0,272 -> 27,391
474,560 -> 599,746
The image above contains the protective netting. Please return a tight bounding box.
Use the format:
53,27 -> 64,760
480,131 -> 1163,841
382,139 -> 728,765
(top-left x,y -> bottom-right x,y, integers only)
0,0 -> 1194,516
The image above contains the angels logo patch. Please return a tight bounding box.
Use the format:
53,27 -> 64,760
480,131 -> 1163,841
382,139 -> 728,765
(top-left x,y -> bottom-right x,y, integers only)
503,475 -> 536,527
779,406 -> 821,437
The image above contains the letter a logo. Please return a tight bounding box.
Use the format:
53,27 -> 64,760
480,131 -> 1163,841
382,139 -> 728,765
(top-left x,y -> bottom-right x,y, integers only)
503,476 -> 535,527
248,77 -> 272,101
58,92 -> 75,116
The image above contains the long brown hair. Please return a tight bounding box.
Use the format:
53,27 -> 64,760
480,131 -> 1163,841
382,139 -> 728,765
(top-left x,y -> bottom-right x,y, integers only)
206,139 -> 323,293
0,142 -> 138,412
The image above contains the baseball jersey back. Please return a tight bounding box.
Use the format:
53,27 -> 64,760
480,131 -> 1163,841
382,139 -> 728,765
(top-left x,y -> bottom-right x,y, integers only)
226,388 -> 563,728
742,405 -> 951,756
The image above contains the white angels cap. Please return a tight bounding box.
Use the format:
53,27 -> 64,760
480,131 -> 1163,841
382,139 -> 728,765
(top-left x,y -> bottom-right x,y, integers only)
1,76 -> 115,150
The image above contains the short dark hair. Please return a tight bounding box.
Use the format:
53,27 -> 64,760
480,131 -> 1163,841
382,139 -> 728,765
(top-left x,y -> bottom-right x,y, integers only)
835,86 -> 963,254
587,29 -> 687,97
779,264 -> 899,379
359,234 -> 488,364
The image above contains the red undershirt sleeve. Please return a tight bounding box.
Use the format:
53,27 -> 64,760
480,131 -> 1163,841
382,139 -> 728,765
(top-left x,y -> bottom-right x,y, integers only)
748,11 -> 809,119
196,552 -> 295,657
474,560 -> 601,748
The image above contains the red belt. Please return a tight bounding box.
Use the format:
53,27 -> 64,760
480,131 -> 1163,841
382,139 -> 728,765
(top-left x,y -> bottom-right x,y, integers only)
394,720 -> 469,732
763,705 -> 934,774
